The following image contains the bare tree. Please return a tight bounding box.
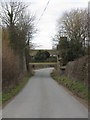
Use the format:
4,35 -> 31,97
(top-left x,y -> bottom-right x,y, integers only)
53,9 -> 88,64
0,1 -> 36,72
0,1 -> 28,27
56,9 -> 88,57
59,9 -> 88,48
17,13 -> 36,71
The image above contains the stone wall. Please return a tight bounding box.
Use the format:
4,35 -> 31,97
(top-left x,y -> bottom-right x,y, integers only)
65,56 -> 88,84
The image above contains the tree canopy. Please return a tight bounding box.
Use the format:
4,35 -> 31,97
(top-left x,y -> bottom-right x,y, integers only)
54,9 -> 88,65
34,50 -> 50,62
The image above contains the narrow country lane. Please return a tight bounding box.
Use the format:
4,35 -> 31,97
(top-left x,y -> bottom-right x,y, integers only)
3,68 -> 88,118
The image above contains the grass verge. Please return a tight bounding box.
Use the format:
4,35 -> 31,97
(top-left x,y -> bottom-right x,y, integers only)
2,73 -> 33,104
0,93 -> 2,105
51,69 -> 88,101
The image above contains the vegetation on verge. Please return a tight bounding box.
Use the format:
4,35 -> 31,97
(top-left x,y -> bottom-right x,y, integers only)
2,73 -> 33,104
51,69 -> 88,100
0,93 -> 2,105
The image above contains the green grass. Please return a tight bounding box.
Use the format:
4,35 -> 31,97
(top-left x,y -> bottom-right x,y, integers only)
51,70 -> 88,100
0,93 -> 2,105
2,74 -> 32,104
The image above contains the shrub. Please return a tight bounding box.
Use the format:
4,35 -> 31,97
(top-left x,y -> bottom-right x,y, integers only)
2,29 -> 26,92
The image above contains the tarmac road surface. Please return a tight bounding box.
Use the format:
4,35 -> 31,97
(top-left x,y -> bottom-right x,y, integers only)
2,68 -> 88,118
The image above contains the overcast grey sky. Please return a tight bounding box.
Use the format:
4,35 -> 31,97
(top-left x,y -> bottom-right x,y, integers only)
4,0 -> 89,49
